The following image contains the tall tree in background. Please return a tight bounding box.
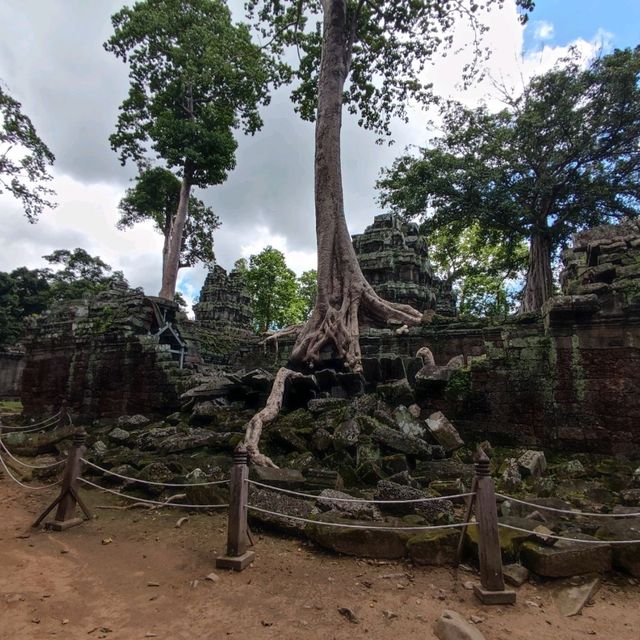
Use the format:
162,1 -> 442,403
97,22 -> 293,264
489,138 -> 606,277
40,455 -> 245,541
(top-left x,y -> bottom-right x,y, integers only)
43,248 -> 120,302
242,0 -> 533,465
247,0 -> 534,371
297,269 -> 318,320
0,84 -> 56,221
245,246 -> 301,332
117,167 -> 220,277
426,223 -> 528,317
105,0 -> 283,299
379,47 -> 640,313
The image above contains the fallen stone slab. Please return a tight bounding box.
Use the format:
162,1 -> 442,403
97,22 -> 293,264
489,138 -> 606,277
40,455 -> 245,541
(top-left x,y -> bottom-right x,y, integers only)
426,412 -> 464,452
250,466 -> 306,490
248,485 -> 314,534
374,480 -> 453,523
552,576 -> 600,616
406,529 -> 459,566
371,425 -> 440,459
433,610 -> 486,640
520,536 -> 612,578
2,424 -> 77,456
305,512 -> 410,559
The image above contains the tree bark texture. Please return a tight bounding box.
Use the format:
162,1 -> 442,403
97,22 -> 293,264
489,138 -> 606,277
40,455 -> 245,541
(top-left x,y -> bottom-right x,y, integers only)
290,0 -> 422,372
520,231 -> 553,313
158,174 -> 191,299
243,367 -> 304,466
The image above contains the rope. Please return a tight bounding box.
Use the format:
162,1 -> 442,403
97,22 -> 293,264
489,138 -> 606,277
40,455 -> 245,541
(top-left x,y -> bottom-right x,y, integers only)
1,411 -> 62,431
0,439 -> 65,470
246,479 -> 474,504
497,493 -> 640,518
79,478 -> 228,509
498,522 -> 640,545
247,504 -> 469,531
81,459 -> 229,488
0,452 -> 61,491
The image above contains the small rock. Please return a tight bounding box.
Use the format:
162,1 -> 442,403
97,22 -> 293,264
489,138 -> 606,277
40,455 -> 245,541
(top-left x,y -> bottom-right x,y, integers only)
503,564 -> 529,587
518,450 -> 547,479
533,525 -> 558,546
338,607 -> 360,624
383,610 -> 398,620
463,581 -> 475,590
205,573 -> 220,582
5,593 -> 25,603
469,615 -> 484,624
107,427 -> 131,443
147,581 -> 160,587
408,404 -> 421,418
433,610 -> 486,640
101,537 -> 113,545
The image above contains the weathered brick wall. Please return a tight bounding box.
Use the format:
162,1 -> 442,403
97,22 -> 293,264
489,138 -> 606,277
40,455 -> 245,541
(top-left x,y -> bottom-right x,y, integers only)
21,288 -> 195,420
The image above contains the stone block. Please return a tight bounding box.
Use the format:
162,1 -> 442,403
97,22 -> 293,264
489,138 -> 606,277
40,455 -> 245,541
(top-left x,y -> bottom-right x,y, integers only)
520,538 -> 612,577
426,411 -> 464,451
250,466 -> 306,490
517,450 -> 547,478
406,528 -> 459,566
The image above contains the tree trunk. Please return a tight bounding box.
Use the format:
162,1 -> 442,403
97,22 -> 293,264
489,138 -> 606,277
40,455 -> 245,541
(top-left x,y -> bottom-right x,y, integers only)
158,173 -> 191,299
289,0 -> 422,372
520,231 -> 553,313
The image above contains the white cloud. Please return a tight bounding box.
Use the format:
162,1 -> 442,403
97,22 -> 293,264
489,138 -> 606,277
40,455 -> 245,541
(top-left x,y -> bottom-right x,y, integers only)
0,0 -> 619,307
533,20 -> 555,41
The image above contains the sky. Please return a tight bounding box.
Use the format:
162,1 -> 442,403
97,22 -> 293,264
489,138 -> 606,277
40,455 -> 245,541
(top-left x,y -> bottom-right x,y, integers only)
0,0 -> 637,310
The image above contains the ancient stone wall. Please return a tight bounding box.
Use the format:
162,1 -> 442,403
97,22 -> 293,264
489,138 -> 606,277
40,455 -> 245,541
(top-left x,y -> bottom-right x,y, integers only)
352,213 -> 456,317
0,349 -> 25,398
21,285 -> 196,420
193,265 -> 258,364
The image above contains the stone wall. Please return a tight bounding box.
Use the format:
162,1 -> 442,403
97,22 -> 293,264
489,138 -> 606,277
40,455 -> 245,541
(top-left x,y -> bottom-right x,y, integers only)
445,221 -> 640,455
21,285 -> 197,420
193,265 -> 257,364
0,349 -> 25,398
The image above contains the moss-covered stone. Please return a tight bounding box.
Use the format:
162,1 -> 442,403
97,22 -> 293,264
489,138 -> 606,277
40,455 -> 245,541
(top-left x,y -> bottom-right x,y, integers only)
305,512 -> 410,559
464,521 -> 533,564
407,528 -> 459,566
520,538 -> 612,577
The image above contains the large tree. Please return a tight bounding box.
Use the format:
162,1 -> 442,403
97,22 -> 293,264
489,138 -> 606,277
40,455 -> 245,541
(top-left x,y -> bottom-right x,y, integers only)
105,0 -> 282,299
379,47 -> 640,312
0,84 -> 56,221
242,0 -> 534,465
246,0 -> 533,371
117,166 -> 220,277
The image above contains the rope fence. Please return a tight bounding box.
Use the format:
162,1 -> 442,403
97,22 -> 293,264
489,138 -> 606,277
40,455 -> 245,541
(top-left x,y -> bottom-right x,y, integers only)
0,439 -> 65,470
2,419 -> 640,602
498,522 -> 640,545
246,478 -> 473,504
79,478 -> 229,509
246,504 -> 469,531
0,410 -> 62,432
496,492 -> 640,518
80,458 -> 229,488
0,450 -> 62,491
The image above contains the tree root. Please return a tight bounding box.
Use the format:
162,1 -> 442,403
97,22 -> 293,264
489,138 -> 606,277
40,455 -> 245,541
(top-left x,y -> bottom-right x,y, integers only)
241,367 -> 303,467
291,284 -> 422,372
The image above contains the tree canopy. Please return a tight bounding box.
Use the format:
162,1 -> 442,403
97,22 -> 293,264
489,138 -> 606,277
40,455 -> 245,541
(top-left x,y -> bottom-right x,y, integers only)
0,84 -> 56,222
245,246 -> 302,332
43,248 -> 120,303
117,167 -> 220,271
379,46 -> 640,312
105,0 -> 284,299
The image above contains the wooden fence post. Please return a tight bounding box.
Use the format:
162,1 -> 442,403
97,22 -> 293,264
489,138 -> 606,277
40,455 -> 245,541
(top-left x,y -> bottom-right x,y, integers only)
473,449 -> 515,605
33,428 -> 92,530
216,446 -> 254,571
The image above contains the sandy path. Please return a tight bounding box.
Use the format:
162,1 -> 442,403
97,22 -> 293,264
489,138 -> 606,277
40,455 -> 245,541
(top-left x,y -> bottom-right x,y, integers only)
1,478 -> 638,640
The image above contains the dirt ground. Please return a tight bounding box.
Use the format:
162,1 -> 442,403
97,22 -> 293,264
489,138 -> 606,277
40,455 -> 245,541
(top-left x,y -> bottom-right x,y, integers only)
1,478 -> 639,640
